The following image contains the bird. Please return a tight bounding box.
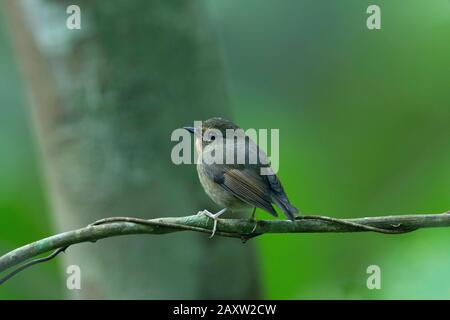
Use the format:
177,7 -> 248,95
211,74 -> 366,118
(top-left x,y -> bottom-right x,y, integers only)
183,117 -> 299,237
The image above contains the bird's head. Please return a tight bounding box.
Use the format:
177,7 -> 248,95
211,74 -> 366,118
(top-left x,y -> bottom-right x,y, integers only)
184,117 -> 240,150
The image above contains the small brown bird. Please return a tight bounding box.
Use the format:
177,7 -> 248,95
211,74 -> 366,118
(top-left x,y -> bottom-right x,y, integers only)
184,117 -> 298,236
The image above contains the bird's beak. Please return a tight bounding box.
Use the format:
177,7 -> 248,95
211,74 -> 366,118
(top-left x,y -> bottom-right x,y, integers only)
183,126 -> 195,134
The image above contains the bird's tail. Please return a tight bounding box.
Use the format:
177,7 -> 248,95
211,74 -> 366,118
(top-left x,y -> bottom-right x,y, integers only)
272,195 -> 299,221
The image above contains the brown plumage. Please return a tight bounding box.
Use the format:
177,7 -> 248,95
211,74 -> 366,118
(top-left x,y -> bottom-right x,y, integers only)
185,117 -> 298,224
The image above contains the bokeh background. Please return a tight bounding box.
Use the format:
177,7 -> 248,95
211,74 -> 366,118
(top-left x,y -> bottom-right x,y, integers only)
0,0 -> 449,299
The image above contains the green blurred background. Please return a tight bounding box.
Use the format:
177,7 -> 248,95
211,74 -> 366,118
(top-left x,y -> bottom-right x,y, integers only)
0,0 -> 449,299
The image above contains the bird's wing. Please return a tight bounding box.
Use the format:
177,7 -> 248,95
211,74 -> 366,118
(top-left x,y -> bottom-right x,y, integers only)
203,162 -> 278,217
240,137 -> 298,219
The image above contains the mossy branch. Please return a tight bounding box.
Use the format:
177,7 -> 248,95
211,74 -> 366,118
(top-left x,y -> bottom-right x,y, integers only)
1,211 -> 449,284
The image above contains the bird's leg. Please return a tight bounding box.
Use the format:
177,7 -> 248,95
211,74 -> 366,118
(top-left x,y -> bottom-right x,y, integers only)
242,207 -> 258,236
250,207 -> 257,221
240,213 -> 260,243
197,208 -> 227,238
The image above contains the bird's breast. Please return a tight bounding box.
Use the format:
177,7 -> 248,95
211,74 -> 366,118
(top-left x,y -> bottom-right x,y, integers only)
197,164 -> 248,210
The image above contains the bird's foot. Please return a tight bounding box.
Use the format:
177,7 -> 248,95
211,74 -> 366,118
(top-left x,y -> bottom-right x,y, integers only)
197,208 -> 227,238
239,219 -> 259,243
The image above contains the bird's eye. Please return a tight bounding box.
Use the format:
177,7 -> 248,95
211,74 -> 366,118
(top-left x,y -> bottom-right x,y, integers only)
210,135 -> 216,141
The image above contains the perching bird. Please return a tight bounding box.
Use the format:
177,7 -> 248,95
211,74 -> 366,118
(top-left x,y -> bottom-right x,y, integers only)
184,117 -> 299,237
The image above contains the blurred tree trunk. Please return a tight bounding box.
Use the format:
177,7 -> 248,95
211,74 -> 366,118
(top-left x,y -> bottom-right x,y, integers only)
4,0 -> 260,299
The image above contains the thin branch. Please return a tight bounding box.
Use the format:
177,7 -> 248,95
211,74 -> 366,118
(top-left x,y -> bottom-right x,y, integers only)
0,211 -> 449,284
0,247 -> 67,285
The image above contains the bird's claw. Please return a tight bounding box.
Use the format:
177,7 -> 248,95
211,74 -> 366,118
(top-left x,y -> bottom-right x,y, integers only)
239,219 -> 259,243
197,208 -> 227,238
